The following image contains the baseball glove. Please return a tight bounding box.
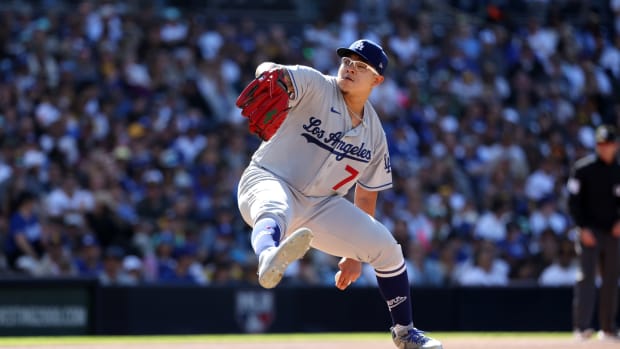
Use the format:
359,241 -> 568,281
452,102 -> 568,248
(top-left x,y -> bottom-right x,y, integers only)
235,68 -> 295,141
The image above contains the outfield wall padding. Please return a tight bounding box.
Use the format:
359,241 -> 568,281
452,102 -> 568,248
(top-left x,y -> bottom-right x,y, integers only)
0,280 -> 613,335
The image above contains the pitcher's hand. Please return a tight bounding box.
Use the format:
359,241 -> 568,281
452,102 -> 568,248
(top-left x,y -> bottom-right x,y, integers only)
335,257 -> 361,290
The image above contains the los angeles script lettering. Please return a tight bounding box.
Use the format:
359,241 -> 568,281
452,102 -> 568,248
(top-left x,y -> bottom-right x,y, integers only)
302,117 -> 372,161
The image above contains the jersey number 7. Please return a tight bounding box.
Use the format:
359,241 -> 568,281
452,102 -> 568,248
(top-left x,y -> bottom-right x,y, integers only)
332,165 -> 359,191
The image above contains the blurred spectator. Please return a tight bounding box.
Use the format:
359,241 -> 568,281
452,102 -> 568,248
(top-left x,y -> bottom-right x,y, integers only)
528,195 -> 569,237
529,229 -> 561,275
400,196 -> 433,249
72,234 -> 102,277
523,159 -> 556,202
86,191 -> 134,250
436,236 -> 470,286
33,219 -> 76,277
99,245 -> 134,285
5,191 -> 43,271
159,244 -> 207,285
153,231 -> 178,280
296,254 -> 322,285
538,238 -> 578,286
406,242 -> 445,286
136,169 -> 170,223
45,174 -> 94,218
473,195 -> 510,242
458,241 -> 509,286
122,255 -> 145,284
497,221 -> 530,276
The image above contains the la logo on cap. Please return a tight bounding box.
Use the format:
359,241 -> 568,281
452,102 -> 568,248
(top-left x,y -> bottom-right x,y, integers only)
353,41 -> 365,51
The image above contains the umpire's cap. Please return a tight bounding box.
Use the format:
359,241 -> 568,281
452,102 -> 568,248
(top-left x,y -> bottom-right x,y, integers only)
337,39 -> 388,75
595,124 -> 618,144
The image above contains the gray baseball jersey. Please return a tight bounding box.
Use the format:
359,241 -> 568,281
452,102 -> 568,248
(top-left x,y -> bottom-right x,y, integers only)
250,64 -> 392,197
238,65 -> 403,272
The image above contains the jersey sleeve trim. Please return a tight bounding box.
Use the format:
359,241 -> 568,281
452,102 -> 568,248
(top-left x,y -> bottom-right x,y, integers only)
288,66 -> 300,100
357,181 -> 392,191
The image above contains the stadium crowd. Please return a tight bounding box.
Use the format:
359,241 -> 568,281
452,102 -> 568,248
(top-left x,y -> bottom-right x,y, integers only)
0,0 -> 619,287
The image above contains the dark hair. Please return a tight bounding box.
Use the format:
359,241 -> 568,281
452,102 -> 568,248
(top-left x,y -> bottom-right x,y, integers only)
11,191 -> 38,214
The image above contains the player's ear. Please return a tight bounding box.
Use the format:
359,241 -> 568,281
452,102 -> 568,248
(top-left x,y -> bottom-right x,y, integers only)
371,75 -> 384,87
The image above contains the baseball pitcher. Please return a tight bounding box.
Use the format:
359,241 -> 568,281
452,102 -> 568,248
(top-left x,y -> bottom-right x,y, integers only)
235,39 -> 442,349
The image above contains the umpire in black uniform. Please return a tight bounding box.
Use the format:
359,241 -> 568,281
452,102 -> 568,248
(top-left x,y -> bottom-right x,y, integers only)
567,124 -> 620,340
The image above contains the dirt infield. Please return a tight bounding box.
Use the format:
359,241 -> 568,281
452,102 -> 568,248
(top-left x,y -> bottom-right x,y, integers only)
0,336 -> 617,349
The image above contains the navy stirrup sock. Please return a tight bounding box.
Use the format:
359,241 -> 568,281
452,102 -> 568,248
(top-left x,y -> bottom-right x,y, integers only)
251,217 -> 282,256
376,268 -> 413,326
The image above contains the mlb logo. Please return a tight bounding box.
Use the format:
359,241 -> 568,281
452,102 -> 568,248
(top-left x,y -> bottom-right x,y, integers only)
235,290 -> 275,333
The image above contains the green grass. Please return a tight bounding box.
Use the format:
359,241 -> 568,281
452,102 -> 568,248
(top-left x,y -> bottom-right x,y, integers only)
0,332 -> 572,346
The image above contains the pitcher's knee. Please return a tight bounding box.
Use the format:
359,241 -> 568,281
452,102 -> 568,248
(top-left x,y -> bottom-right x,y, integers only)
370,242 -> 405,274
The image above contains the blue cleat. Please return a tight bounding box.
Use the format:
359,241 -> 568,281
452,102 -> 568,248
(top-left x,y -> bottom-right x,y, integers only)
391,323 -> 443,349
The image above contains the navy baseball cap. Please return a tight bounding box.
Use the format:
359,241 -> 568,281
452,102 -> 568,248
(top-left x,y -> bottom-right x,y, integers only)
337,39 -> 388,75
595,124 -> 618,144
